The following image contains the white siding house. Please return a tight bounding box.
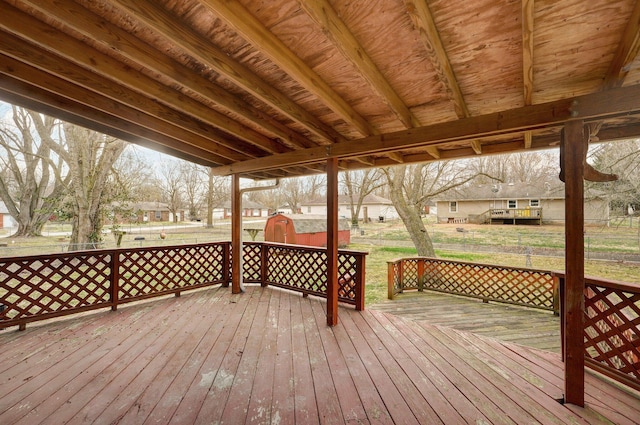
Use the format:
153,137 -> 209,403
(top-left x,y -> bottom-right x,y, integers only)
301,194 -> 399,222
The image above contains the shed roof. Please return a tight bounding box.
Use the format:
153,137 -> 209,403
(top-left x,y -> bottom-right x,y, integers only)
2,1 -> 640,178
268,213 -> 351,233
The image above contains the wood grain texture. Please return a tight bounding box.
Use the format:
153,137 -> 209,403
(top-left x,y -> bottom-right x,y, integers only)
1,286 -> 637,424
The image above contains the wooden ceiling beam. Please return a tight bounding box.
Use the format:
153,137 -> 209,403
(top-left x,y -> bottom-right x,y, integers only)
0,51 -> 255,162
200,0 -> 376,137
404,0 -> 469,119
522,0 -> 535,105
0,76 -> 231,167
212,83 -> 640,175
0,7 -> 291,156
299,0 -> 419,129
113,0 -> 345,145
603,0 -> 640,89
20,0 -> 316,151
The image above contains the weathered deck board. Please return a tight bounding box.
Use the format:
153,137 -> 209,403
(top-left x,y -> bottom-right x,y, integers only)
1,285 -> 638,424
371,290 -> 561,352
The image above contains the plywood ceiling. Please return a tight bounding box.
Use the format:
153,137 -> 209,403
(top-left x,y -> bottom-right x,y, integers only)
1,0 -> 640,179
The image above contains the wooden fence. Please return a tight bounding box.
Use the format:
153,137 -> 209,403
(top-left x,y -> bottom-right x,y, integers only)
0,241 -> 367,330
388,257 -> 640,392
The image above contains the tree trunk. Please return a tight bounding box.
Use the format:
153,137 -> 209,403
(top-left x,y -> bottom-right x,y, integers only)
386,166 -> 435,257
206,168 -> 214,228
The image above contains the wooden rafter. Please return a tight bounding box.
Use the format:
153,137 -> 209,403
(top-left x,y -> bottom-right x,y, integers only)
212,83 -> 640,175
604,0 -> 640,89
299,0 -> 419,129
113,0 -> 346,145
0,7 -> 289,155
0,52 -> 253,163
200,0 -> 377,137
522,0 -> 535,105
0,76 -> 234,166
19,0 -> 317,151
404,0 -> 469,119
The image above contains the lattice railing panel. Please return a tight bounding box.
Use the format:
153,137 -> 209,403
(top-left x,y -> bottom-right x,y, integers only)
337,253 -> 360,303
243,243 -> 262,283
0,252 -> 111,324
387,257 -> 555,310
265,245 -> 328,294
119,243 -> 227,302
402,259 -> 420,290
584,283 -> 640,388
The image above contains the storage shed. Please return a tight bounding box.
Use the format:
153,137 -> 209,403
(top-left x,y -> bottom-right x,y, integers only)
264,213 -> 351,247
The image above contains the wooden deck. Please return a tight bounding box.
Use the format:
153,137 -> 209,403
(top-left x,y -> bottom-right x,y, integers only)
371,290 -> 561,353
1,285 -> 638,424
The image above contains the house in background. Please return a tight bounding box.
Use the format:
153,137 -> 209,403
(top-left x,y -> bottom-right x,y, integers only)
301,194 -> 399,222
0,201 -> 16,230
212,200 -> 268,220
435,180 -> 610,225
131,202 -> 185,223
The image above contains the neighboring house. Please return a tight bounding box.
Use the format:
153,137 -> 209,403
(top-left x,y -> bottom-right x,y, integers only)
212,200 -> 269,220
0,201 -> 16,230
435,181 -> 610,225
131,202 -> 185,223
301,194 -> 399,222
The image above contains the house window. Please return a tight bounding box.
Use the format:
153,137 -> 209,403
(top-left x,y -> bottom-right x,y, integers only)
307,206 -> 311,213
530,199 -> 540,207
155,210 -> 162,220
449,201 -> 458,213
508,200 -> 517,209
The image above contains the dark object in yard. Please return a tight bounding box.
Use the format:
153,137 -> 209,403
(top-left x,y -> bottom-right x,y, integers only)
456,227 -> 466,232
134,236 -> 145,241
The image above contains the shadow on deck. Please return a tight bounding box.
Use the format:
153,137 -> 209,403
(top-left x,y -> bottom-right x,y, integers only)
371,290 -> 561,353
1,285 -> 638,424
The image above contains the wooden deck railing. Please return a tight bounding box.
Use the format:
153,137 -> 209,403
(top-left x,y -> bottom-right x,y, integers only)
0,241 -> 367,330
387,256 -> 557,311
242,242 -> 366,310
388,257 -> 640,392
555,273 -> 640,392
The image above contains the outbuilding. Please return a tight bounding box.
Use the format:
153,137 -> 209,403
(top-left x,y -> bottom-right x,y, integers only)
264,213 -> 351,247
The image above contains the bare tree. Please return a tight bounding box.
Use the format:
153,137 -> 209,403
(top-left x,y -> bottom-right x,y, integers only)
588,140 -> 640,216
384,162 -> 494,256
0,106 -> 69,236
105,147 -> 155,228
156,160 -> 184,223
62,124 -> 127,249
340,169 -> 384,226
205,170 -> 229,227
179,161 -> 207,221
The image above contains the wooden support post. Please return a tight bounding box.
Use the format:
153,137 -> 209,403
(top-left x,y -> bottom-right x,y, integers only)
354,253 -> 366,311
562,120 -> 585,407
327,157 -> 339,326
387,261 -> 396,300
260,242 -> 268,287
231,173 -> 243,294
110,250 -> 120,311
